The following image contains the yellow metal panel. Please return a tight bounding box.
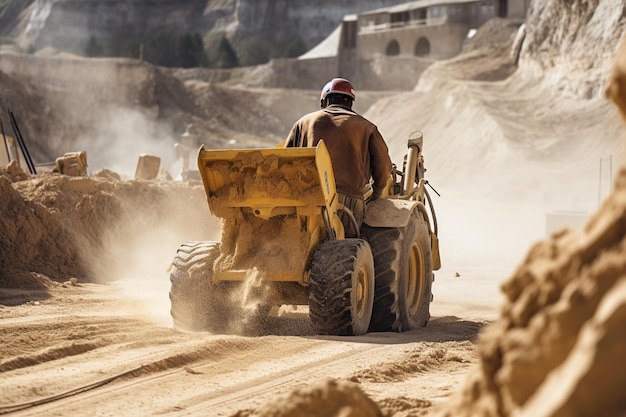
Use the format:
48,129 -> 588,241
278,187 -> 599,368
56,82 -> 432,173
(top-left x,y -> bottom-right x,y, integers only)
197,141 -> 341,285
431,232 -> 441,271
197,145 -> 330,219
314,140 -> 337,209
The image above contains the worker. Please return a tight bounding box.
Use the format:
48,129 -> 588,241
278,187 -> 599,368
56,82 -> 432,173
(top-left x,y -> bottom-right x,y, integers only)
284,77 -> 392,237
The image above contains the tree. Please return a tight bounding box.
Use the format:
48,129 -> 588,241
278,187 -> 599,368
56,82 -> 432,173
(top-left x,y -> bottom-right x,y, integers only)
205,32 -> 238,68
84,35 -> 103,57
106,34 -> 142,59
283,36 -> 307,58
214,35 -> 238,68
232,34 -> 269,66
178,32 -> 207,68
143,29 -> 178,67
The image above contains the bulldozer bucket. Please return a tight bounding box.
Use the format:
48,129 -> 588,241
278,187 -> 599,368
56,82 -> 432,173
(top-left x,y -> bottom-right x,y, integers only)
196,140 -> 343,283
197,141 -> 337,220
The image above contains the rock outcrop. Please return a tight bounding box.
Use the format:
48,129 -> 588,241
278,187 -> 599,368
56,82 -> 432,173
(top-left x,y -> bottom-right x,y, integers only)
4,0 -> 409,54
519,0 -> 626,98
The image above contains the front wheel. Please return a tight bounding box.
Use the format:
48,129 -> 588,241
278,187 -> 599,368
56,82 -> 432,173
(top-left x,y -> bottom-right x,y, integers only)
308,239 -> 375,336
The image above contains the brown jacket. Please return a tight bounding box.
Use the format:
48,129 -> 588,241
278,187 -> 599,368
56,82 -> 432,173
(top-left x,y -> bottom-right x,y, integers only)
284,105 -> 392,198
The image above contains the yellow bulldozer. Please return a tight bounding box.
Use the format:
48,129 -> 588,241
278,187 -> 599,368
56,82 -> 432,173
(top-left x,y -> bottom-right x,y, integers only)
169,131 -> 440,336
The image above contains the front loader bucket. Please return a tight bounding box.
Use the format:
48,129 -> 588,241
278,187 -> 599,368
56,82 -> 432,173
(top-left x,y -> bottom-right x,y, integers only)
196,141 -> 342,283
197,141 -> 337,220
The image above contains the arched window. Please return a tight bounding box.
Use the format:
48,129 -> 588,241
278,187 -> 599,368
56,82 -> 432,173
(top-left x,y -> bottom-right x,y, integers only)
386,39 -> 400,56
414,37 -> 430,57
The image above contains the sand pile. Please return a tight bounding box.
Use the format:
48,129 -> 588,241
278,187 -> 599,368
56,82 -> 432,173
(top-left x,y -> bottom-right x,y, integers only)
233,379 -> 383,417
231,162 -> 626,413
0,161 -> 217,289
428,172 -> 626,417
0,161 -> 85,288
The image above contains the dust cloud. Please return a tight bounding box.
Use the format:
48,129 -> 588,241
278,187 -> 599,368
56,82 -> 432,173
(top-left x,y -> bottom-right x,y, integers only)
1,50 -> 192,178
0,159 -> 222,328
2,3 -> 626,416
92,183 -> 222,325
85,107 -> 180,178
97,220 -> 207,326
239,268 -> 269,310
0,54 -> 217,322
369,60 -> 623,301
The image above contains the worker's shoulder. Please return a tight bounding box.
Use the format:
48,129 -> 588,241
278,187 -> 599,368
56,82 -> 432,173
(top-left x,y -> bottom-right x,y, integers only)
296,108 -> 327,123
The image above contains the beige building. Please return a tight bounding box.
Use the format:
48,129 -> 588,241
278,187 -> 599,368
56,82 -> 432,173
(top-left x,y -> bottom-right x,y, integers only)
342,0 -> 527,59
337,0 -> 528,89
270,0 -> 528,91
242,0 -> 528,90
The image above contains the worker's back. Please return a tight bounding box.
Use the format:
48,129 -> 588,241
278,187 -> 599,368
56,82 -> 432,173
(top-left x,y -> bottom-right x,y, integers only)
286,104 -> 390,198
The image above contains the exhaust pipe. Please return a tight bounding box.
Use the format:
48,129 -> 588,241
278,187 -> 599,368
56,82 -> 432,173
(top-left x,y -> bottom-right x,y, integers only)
402,131 -> 423,196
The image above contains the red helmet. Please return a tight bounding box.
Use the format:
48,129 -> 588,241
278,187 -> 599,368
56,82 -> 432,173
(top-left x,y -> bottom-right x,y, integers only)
320,78 -> 356,101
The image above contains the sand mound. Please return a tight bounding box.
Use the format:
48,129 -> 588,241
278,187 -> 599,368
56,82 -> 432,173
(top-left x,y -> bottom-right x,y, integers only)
428,166 -> 626,416
0,161 -> 218,289
0,162 -> 84,288
235,379 -> 383,417
519,0 -> 625,99
430,17 -> 523,83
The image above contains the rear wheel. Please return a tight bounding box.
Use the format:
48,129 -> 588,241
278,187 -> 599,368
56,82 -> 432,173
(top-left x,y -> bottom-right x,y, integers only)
169,241 -> 228,332
308,239 -> 375,336
362,208 -> 433,332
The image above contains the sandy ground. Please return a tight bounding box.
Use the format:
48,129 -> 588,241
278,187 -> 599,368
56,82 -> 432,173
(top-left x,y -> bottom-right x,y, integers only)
2,8 -> 626,417
0,185 -> 525,416
0,256 -> 499,417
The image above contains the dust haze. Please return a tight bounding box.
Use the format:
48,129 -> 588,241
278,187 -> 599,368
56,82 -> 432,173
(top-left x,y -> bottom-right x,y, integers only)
2,2 -> 626,416
86,107 -> 180,178
368,68 -> 624,300
84,180 -> 222,324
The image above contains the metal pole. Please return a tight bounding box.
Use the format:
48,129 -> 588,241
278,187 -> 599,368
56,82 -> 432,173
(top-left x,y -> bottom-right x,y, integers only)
1,119 -> 10,163
610,155 -> 613,189
598,158 -> 602,205
9,110 -> 36,174
598,156 -> 614,205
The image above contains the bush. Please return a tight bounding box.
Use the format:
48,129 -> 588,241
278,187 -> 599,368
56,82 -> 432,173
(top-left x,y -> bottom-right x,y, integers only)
84,36 -> 103,57
179,32 -> 207,68
83,30 -> 208,68
283,37 -> 307,58
204,32 -> 238,68
82,28 -> 306,68
231,30 -> 307,66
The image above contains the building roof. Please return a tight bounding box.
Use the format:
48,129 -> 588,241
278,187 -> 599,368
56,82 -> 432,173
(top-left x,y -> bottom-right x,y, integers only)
360,0 -> 487,16
297,14 -> 358,60
298,23 -> 342,60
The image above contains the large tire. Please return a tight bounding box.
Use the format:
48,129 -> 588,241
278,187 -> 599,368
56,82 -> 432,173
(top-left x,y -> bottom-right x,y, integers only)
169,241 -> 227,332
308,239 -> 375,336
362,208 -> 433,332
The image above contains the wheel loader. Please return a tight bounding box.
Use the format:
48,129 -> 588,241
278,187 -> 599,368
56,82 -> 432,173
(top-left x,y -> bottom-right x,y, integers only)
169,131 -> 441,336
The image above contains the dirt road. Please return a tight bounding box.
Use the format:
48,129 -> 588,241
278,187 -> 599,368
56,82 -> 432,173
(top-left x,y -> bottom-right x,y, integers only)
0,253 -> 502,417
0,177 -> 539,417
